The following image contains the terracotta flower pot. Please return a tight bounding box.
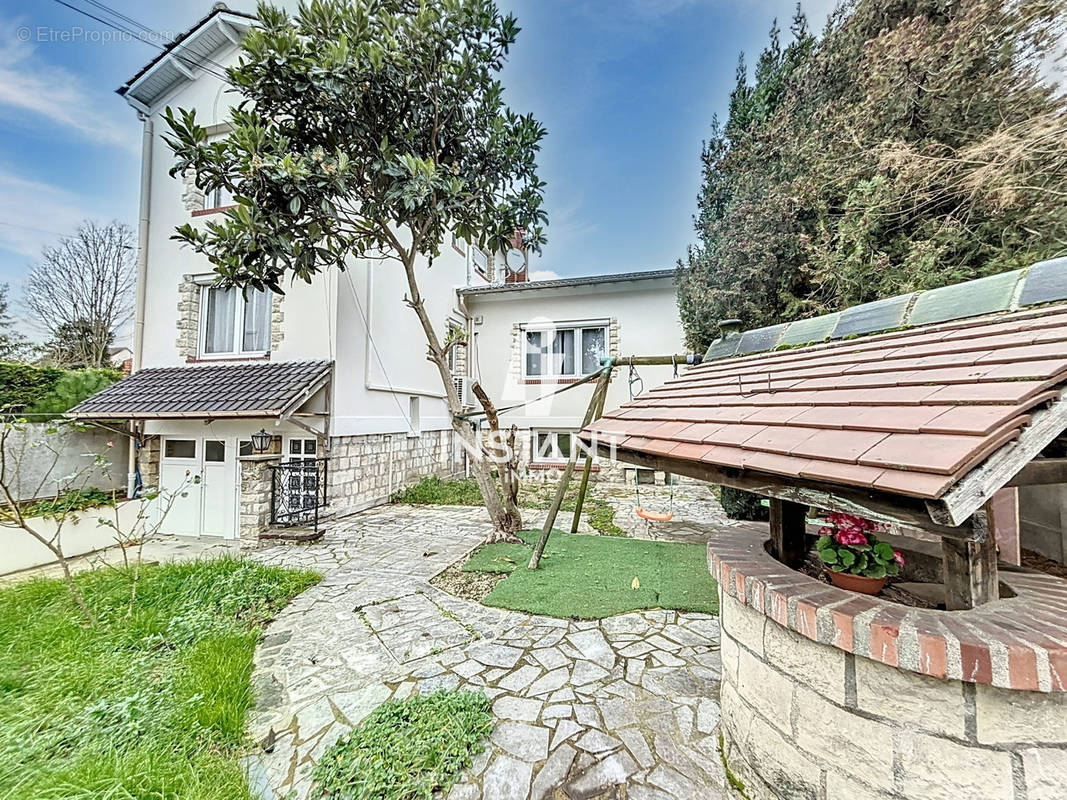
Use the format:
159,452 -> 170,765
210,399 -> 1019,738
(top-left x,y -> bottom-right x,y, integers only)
828,570 -> 887,595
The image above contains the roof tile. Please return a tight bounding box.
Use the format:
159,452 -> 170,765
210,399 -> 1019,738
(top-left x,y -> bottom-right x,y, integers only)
580,302 -> 1067,502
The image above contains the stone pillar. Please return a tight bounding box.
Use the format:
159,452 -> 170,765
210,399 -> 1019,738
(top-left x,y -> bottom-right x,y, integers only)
238,454 -> 281,549
138,436 -> 161,491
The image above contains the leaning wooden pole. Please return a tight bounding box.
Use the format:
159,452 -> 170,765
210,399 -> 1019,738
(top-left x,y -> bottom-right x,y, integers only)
528,364 -> 613,570
570,384 -> 609,533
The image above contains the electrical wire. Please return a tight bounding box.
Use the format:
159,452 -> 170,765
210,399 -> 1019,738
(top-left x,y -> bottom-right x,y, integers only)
49,0 -> 233,83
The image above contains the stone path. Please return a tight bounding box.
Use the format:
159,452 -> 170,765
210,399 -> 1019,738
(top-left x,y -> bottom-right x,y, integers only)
244,503 -> 727,800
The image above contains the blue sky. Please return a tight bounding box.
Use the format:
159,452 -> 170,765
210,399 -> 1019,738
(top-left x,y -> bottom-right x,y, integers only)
0,0 -> 836,332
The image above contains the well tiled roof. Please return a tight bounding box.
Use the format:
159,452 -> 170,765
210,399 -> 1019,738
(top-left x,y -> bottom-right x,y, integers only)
704,256 -> 1067,360
69,360 -> 332,419
581,304 -> 1067,501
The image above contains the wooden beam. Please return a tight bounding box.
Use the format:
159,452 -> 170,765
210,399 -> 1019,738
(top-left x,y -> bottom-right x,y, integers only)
930,397 -> 1067,526
598,444 -> 971,539
769,498 -> 808,567
611,354 -> 702,367
1005,458 -> 1067,487
942,511 -> 999,610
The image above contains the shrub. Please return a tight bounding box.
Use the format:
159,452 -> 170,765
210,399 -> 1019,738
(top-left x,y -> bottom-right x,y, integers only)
21,487 -> 117,519
719,487 -> 768,521
0,363 -> 121,417
24,369 -> 122,418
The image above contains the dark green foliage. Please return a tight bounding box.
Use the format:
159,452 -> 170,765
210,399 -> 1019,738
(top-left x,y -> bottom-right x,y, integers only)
310,691 -> 492,800
391,476 -> 483,506
21,487 -> 117,519
0,363 -> 121,416
163,0 -> 546,294
678,0 -> 1067,351
23,369 -> 123,419
719,487 -> 769,521
462,529 -> 719,618
0,362 -> 64,411
0,558 -> 319,800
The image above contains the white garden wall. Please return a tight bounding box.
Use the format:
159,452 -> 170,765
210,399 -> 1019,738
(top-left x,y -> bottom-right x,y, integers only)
2,499 -> 145,576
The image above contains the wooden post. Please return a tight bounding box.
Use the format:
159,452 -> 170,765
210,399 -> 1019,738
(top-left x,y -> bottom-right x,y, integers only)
986,488 -> 1021,566
942,510 -> 999,610
569,386 -> 608,533
770,498 -> 808,567
528,367 -> 612,570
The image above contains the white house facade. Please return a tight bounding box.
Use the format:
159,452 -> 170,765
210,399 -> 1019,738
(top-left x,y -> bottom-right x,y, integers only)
70,5 -> 687,545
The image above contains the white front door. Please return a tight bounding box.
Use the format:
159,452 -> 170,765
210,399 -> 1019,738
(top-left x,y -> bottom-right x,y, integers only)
159,436 -> 237,538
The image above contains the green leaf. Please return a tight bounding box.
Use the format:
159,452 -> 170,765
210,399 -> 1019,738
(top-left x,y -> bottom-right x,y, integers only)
874,542 -> 894,560
839,550 -> 856,567
819,549 -> 838,564
865,564 -> 887,579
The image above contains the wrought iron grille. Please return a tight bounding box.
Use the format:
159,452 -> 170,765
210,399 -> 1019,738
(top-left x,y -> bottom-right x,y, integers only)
269,458 -> 329,527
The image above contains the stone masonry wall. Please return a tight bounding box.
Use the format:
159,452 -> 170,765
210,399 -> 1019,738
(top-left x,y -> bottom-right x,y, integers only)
327,429 -> 457,515
239,455 -> 280,549
718,589 -> 1067,800
138,436 -> 161,491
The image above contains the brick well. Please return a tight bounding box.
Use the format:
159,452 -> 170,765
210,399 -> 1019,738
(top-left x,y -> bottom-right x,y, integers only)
710,528 -> 1067,800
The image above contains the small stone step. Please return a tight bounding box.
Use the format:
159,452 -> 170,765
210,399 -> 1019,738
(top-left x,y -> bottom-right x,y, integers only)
260,527 -> 324,543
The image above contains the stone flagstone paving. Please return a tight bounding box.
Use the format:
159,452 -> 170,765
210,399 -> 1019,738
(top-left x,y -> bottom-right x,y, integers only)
244,504 -> 726,800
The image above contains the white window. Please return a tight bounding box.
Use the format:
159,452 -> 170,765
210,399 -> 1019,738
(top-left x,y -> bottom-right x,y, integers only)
200,286 -> 271,357
408,396 -> 421,437
206,184 -> 235,210
523,324 -> 607,379
451,231 -> 466,255
533,430 -> 586,463
471,247 -> 489,278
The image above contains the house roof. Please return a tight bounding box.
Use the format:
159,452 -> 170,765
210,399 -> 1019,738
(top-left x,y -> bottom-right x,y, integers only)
116,4 -> 256,111
580,299 -> 1067,526
459,268 -> 674,296
69,360 -> 332,420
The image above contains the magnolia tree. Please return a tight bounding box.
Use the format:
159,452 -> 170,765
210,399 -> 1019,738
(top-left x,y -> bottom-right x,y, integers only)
165,0 -> 546,542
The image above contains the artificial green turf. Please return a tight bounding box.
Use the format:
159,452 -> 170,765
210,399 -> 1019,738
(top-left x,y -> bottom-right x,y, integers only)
310,690 -> 492,800
0,558 -> 320,800
463,529 -> 719,618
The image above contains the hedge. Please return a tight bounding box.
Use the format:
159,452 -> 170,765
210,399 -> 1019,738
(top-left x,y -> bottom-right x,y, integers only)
0,363 -> 122,417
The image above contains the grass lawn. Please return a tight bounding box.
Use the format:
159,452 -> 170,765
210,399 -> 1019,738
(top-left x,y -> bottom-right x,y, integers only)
310,691 -> 492,800
392,476 -> 627,536
0,558 -> 319,800
462,529 -> 718,618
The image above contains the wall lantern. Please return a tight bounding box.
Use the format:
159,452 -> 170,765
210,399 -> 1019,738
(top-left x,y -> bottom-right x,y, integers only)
251,428 -> 272,453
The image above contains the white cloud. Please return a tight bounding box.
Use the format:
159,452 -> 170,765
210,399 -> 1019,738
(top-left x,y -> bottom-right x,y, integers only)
0,23 -> 135,152
528,269 -> 561,281
0,170 -> 99,261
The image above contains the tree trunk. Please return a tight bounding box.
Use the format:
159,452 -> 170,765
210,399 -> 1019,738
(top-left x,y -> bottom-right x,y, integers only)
398,247 -> 521,542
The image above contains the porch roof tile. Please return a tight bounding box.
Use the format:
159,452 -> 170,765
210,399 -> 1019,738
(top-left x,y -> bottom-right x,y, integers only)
68,360 -> 333,420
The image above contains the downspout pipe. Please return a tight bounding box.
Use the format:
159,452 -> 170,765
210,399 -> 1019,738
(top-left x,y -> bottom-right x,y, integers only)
127,111 -> 153,498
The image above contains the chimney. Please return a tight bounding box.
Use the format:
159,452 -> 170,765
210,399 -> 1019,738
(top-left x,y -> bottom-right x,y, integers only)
718,318 -> 743,339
